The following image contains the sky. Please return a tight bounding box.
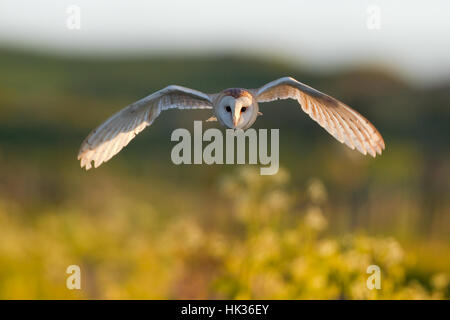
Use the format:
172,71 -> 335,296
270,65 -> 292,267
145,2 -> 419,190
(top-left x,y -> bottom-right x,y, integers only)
0,0 -> 449,85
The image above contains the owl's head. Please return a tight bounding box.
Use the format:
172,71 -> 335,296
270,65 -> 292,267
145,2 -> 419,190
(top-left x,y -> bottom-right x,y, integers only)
216,89 -> 259,130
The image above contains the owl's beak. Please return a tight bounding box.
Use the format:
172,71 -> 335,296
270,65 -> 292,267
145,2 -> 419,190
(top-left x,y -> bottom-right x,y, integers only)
232,115 -> 240,127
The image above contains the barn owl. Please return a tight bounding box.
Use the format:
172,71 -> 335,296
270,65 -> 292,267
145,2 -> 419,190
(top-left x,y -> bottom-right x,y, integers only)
78,77 -> 385,170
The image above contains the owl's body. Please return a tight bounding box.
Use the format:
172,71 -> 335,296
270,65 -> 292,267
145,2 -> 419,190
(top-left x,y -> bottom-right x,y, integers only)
78,77 -> 385,170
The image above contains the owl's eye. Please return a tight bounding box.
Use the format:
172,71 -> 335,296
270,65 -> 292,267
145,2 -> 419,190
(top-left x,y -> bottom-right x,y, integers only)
225,106 -> 231,112
241,107 -> 247,113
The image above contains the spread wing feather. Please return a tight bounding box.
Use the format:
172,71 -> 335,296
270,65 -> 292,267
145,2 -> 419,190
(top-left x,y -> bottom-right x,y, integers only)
255,77 -> 385,156
78,85 -> 213,170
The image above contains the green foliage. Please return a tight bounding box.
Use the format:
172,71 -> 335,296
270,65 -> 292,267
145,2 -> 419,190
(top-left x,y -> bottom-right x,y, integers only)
213,168 -> 448,299
0,168 -> 447,299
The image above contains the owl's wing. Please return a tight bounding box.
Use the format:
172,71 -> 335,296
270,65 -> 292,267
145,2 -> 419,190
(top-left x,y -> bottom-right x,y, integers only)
254,77 -> 385,157
78,85 -> 213,170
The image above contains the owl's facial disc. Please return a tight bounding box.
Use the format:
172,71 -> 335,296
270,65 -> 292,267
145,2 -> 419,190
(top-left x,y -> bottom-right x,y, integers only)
218,95 -> 255,129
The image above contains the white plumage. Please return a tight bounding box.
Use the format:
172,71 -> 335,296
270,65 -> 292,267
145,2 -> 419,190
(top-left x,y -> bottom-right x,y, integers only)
78,77 -> 385,170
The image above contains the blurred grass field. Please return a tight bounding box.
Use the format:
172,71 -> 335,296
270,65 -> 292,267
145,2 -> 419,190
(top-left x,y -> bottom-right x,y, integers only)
0,48 -> 449,299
